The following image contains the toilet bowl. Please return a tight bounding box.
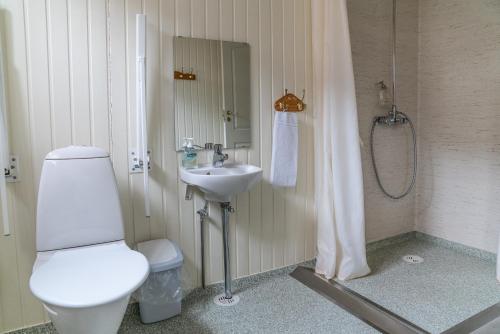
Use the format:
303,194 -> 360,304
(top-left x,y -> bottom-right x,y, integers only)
30,146 -> 149,334
30,241 -> 148,334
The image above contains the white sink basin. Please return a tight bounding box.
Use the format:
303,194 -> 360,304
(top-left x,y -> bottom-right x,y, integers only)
180,163 -> 263,202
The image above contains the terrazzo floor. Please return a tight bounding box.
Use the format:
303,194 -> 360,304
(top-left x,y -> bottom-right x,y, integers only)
341,238 -> 500,333
14,264 -> 377,334
11,237 -> 500,334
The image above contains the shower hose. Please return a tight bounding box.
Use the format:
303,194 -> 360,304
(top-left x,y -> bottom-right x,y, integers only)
369,111 -> 417,200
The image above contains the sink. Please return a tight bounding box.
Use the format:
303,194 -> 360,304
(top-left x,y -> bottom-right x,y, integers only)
180,163 -> 263,202
180,163 -> 263,303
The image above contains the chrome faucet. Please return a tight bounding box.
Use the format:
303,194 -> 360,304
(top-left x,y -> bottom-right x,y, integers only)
212,144 -> 228,167
375,105 -> 408,126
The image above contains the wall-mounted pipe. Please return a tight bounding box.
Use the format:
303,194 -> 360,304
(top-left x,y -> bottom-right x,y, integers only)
197,201 -> 209,289
136,14 -> 150,217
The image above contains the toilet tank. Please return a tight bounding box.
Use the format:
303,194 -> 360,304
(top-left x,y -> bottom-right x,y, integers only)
36,146 -> 125,252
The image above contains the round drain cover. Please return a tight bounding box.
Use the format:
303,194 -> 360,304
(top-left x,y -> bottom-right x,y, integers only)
214,293 -> 240,307
402,255 -> 424,264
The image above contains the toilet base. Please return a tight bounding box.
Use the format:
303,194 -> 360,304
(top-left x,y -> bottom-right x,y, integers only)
44,295 -> 130,334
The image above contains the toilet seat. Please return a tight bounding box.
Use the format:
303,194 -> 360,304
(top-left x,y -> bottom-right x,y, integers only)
30,241 -> 149,308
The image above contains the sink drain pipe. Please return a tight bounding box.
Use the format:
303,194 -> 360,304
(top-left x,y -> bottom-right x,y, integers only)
197,201 -> 209,289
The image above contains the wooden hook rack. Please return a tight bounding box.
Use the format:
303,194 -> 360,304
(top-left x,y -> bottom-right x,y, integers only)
274,89 -> 306,112
174,67 -> 196,80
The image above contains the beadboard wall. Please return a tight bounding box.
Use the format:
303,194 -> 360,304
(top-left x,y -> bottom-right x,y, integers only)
0,0 -> 315,331
416,0 -> 500,253
3,0 -> 487,332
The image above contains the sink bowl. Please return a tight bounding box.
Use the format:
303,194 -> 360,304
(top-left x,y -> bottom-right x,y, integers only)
180,163 -> 263,202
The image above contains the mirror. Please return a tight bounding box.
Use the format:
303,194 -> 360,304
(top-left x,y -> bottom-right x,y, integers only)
174,37 -> 251,151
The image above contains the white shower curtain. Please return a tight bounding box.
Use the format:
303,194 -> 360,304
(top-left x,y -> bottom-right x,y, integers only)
312,0 -> 370,280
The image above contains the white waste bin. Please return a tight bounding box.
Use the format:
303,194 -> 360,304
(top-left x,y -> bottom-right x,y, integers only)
135,239 -> 183,324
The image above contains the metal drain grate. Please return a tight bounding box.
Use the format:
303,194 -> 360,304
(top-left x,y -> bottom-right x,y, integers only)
402,255 -> 424,264
213,294 -> 240,307
290,266 -> 430,334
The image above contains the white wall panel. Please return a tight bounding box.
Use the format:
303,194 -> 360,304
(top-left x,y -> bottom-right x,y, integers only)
0,0 -> 315,331
233,0 -> 250,278
68,0 -> 92,145
258,0 -> 274,272
1,0 -> 48,329
88,0 -> 111,150
47,0 -> 72,148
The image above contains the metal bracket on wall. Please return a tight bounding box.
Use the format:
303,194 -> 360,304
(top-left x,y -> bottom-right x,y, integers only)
128,149 -> 151,174
4,155 -> 19,182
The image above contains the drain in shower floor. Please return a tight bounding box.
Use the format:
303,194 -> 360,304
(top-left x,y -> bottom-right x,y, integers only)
213,294 -> 240,306
402,255 -> 424,264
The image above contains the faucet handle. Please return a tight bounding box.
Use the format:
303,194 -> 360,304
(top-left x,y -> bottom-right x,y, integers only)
204,142 -> 214,150
214,144 -> 223,153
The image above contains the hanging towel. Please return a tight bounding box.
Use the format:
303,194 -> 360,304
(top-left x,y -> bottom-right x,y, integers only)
270,112 -> 298,187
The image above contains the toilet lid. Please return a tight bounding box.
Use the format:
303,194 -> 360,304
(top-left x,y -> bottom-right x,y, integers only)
30,241 -> 149,308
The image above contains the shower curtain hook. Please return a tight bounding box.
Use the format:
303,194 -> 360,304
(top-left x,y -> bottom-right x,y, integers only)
301,89 -> 306,101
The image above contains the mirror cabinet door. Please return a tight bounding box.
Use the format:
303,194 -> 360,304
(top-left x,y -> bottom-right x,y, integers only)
173,37 -> 251,151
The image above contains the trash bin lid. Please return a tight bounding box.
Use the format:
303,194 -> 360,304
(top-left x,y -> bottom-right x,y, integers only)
136,239 -> 183,273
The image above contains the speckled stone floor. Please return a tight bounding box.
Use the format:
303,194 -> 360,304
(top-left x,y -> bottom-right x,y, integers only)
118,267 -> 378,334
13,263 -> 377,334
10,236 -> 500,334
341,237 -> 500,333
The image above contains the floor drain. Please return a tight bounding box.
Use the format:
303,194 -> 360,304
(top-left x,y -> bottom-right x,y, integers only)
213,294 -> 240,307
402,255 -> 424,264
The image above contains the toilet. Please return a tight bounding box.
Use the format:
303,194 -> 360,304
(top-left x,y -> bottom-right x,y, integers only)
29,146 -> 149,334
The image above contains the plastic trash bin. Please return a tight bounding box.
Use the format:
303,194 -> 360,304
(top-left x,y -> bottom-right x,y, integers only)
135,239 -> 183,324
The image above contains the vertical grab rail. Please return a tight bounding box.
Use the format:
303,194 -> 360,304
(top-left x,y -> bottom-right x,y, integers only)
136,14 -> 150,217
0,33 -> 10,236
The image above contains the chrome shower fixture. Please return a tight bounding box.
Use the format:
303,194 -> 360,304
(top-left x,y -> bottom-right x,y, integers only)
370,0 -> 417,200
370,108 -> 416,200
374,105 -> 408,127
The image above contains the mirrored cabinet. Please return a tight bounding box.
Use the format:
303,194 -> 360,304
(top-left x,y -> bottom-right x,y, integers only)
173,37 -> 251,151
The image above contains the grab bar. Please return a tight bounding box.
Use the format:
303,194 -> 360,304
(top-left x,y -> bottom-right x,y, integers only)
0,163 -> 9,236
136,14 -> 150,217
0,32 -> 10,236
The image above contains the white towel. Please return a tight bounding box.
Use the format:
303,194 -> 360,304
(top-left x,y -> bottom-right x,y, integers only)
270,112 -> 298,187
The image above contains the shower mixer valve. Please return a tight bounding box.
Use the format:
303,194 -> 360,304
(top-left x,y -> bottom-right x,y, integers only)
375,106 -> 408,126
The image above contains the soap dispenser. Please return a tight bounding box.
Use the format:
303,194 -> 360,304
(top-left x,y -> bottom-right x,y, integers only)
376,81 -> 390,106
182,138 -> 198,169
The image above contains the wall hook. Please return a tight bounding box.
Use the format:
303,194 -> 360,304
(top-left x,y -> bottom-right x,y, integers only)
274,89 -> 306,112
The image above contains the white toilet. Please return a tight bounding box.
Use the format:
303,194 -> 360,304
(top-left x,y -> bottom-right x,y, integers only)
29,146 -> 149,334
